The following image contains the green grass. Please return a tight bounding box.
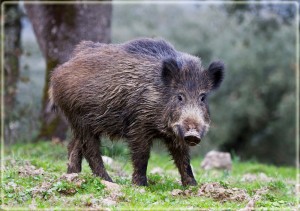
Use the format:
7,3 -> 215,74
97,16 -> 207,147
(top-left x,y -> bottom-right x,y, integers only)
1,141 -> 297,210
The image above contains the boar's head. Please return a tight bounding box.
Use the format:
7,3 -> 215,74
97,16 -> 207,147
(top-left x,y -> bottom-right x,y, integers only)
161,57 -> 224,146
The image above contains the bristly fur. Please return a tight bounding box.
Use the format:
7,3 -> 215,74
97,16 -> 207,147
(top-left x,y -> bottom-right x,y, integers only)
49,37 -> 224,186
48,86 -> 58,112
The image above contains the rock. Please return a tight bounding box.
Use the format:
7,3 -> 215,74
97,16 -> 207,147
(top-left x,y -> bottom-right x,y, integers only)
150,167 -> 163,175
201,150 -> 232,170
102,156 -> 114,165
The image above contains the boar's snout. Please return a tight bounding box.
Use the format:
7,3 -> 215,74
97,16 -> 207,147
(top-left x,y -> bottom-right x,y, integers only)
175,118 -> 208,146
184,129 -> 201,146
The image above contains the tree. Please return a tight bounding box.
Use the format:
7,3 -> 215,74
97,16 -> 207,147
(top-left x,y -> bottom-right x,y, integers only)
4,4 -> 22,144
25,2 -> 112,141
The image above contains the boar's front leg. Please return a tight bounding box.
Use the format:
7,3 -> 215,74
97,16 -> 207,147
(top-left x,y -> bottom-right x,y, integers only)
82,136 -> 113,182
129,138 -> 152,186
165,141 -> 197,186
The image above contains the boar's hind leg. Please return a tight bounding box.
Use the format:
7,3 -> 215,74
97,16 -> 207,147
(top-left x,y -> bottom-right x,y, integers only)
82,136 -> 113,182
67,138 -> 83,173
165,141 -> 197,186
129,139 -> 152,186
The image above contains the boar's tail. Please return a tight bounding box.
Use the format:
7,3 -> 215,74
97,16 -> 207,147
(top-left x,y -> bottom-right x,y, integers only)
48,86 -> 58,112
50,103 -> 58,112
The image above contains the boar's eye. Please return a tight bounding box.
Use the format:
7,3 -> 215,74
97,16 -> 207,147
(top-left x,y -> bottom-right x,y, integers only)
200,94 -> 206,102
177,94 -> 184,102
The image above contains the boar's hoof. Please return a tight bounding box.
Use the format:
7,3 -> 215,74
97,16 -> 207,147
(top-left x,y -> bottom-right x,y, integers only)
95,173 -> 113,183
104,176 -> 114,183
132,175 -> 148,186
182,178 -> 198,186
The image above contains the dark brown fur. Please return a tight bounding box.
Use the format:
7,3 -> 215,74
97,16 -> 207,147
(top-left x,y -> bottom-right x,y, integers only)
50,38 -> 224,186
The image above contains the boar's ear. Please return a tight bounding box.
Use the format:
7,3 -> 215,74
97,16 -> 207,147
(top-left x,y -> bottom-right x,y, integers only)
161,58 -> 180,85
207,61 -> 225,90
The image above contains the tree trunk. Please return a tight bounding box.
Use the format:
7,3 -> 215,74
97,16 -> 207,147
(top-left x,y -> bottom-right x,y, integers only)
4,4 -> 22,144
25,2 -> 112,141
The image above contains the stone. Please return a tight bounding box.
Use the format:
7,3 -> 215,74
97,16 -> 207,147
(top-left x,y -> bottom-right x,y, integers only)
102,156 -> 114,165
201,150 -> 232,170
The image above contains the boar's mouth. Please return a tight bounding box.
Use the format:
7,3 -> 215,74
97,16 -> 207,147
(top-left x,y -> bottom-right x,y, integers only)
184,130 -> 201,146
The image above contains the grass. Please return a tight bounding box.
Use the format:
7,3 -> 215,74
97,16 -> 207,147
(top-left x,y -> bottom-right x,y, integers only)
1,141 -> 297,210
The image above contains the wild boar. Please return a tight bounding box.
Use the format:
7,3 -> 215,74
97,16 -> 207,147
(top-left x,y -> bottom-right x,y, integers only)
49,38 -> 224,186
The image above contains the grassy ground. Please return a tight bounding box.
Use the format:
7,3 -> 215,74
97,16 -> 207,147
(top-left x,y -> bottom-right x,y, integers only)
1,141 -> 297,210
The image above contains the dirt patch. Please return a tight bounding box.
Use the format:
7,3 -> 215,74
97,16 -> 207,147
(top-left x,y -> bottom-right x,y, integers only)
60,173 -> 86,188
81,194 -> 101,208
197,182 -> 249,202
251,187 -> 268,201
28,172 -> 123,206
3,181 -> 24,195
101,180 -> 122,199
240,187 -> 269,211
101,180 -> 123,206
170,182 -> 249,203
31,181 -> 52,196
81,193 -> 117,209
30,173 -> 86,198
171,189 -> 193,196
28,199 -> 38,210
18,164 -> 44,177
102,198 -> 117,206
55,173 -> 86,195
